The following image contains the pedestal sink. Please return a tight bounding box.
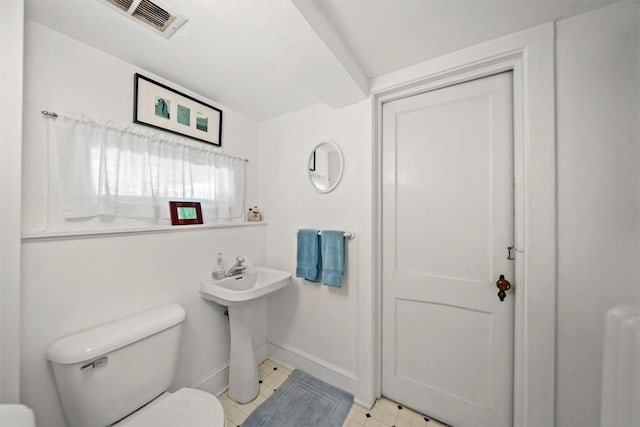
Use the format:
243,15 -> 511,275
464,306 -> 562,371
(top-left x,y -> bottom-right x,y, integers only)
200,266 -> 291,403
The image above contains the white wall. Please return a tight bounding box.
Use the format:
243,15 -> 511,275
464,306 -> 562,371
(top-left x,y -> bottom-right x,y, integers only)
0,0 -> 23,403
22,21 -> 260,234
556,2 -> 640,426
19,2 -> 640,424
21,21 -> 267,426
258,101 -> 369,393
21,227 -> 266,426
257,2 -> 640,423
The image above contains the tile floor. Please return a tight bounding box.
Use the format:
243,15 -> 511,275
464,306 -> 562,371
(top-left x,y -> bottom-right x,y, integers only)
219,359 -> 447,427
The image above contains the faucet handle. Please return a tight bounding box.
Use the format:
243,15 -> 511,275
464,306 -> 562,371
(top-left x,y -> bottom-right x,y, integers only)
236,256 -> 245,264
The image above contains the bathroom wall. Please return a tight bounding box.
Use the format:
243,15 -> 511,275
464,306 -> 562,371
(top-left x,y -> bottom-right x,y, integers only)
257,100 -> 370,394
20,2 -> 640,425
20,21 -> 267,426
258,1 -> 640,424
22,22 -> 259,234
555,2 -> 640,425
0,0 -> 24,403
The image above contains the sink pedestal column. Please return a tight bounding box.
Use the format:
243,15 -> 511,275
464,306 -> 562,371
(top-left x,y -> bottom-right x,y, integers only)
228,300 -> 259,403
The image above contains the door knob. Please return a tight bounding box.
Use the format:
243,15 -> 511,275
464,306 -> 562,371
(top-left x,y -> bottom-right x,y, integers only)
496,274 -> 511,302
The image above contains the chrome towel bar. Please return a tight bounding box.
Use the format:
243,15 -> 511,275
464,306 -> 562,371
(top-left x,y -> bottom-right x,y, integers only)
295,230 -> 355,240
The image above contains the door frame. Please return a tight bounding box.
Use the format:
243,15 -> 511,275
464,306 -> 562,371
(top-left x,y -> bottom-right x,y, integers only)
367,23 -> 556,427
0,0 -> 24,403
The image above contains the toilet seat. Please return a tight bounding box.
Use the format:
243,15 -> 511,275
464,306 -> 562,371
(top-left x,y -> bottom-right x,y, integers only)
116,388 -> 225,427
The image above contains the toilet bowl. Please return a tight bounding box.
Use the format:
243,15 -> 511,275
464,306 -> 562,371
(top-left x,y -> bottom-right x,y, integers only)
115,388 -> 224,427
0,404 -> 35,427
47,304 -> 225,427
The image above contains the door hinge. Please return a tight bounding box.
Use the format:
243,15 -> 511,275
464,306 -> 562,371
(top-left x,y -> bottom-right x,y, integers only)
507,245 -> 521,260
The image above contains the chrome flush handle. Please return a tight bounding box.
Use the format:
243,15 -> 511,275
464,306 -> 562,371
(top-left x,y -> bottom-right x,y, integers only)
80,356 -> 108,371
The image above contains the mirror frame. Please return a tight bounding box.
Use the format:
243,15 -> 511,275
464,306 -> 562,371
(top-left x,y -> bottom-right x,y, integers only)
307,141 -> 344,194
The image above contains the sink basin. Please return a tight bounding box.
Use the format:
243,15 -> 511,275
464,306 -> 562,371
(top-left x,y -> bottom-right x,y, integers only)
200,266 -> 291,306
199,266 -> 291,404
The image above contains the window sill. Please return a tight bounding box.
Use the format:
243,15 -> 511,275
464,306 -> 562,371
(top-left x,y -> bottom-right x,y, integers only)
22,221 -> 268,242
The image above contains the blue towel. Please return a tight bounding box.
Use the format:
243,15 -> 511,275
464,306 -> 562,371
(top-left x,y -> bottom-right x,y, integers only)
296,229 -> 321,282
321,230 -> 345,287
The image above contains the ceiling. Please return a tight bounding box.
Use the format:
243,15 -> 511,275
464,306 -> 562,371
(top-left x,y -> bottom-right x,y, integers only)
315,0 -> 618,78
25,0 -> 615,120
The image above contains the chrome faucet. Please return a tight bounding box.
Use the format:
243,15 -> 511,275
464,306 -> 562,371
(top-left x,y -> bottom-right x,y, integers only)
225,256 -> 247,277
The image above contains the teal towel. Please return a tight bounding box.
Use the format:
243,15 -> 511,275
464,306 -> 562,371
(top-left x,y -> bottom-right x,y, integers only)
296,229 -> 321,282
321,230 -> 345,287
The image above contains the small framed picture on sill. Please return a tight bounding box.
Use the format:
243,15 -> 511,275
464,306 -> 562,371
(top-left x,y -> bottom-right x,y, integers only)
169,201 -> 203,225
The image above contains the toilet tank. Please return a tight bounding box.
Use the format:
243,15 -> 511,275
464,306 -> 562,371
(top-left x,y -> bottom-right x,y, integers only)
47,304 -> 186,427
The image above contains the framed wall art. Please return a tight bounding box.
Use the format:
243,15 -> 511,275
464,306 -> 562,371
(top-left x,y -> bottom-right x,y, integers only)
134,73 -> 222,146
169,201 -> 203,225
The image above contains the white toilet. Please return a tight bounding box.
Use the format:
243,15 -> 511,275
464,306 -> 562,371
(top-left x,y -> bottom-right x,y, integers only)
46,304 -> 225,427
0,405 -> 35,427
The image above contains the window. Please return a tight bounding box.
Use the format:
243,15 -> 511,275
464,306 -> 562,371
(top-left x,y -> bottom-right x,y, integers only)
53,115 -> 245,221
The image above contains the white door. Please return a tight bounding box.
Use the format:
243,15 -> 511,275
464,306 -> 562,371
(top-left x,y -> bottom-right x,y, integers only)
381,72 -> 514,427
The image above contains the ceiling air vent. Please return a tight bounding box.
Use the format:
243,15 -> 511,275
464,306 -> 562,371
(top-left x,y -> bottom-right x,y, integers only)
99,0 -> 187,39
107,0 -> 134,11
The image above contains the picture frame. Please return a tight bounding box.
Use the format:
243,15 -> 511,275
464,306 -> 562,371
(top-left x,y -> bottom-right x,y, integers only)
169,201 -> 203,225
134,73 -> 222,146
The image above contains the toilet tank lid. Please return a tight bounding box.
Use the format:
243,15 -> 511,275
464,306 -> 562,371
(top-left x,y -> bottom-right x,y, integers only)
47,304 -> 186,364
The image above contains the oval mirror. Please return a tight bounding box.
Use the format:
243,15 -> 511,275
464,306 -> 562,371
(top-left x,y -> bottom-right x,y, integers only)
308,141 -> 344,193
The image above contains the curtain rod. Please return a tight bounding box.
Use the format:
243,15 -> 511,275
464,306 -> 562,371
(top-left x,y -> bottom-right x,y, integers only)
41,110 -> 249,163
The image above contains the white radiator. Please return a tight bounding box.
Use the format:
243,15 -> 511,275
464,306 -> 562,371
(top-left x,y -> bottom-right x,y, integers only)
601,305 -> 640,427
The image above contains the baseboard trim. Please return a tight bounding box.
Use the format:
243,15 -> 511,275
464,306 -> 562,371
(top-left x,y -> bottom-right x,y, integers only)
255,341 -> 267,363
192,342 -> 268,397
266,342 -> 358,396
354,397 -> 375,409
192,360 -> 229,397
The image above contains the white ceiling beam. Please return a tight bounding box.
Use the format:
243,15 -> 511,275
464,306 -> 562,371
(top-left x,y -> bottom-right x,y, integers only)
291,0 -> 369,107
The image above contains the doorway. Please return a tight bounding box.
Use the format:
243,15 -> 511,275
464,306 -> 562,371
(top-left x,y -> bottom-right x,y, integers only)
366,26 -> 556,427
381,72 -> 514,426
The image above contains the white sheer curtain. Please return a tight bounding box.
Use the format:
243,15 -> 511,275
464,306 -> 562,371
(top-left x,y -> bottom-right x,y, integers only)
52,115 -> 245,221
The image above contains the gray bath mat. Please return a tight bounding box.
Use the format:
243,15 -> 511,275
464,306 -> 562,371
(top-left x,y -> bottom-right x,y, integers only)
242,369 -> 353,427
